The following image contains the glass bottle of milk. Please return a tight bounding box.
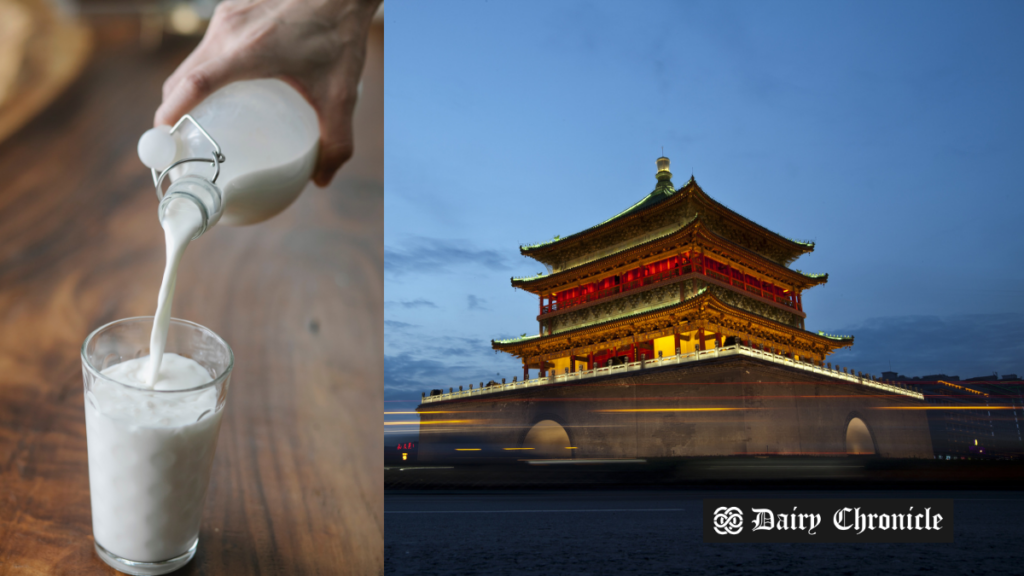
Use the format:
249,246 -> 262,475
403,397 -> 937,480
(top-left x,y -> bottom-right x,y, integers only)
136,78 -> 320,237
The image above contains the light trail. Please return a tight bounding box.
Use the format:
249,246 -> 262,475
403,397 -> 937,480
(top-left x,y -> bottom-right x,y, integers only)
595,407 -> 748,413
384,508 -> 688,514
871,406 -> 1017,410
527,459 -> 647,465
445,392 -> 924,403
384,420 -> 473,425
724,451 -> 854,456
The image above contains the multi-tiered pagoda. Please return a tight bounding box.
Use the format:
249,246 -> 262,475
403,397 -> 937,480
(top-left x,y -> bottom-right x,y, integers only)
493,157 -> 852,378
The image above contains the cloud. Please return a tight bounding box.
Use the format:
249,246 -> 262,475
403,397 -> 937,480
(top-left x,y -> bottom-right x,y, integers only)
384,332 -> 525,398
467,294 -> 488,310
384,320 -> 417,330
385,298 -> 438,309
385,237 -> 510,275
385,353 -> 500,395
825,314 -> 1024,379
394,335 -> 492,362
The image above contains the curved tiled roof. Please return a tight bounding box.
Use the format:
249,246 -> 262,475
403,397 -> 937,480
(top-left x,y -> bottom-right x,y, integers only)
521,176 -> 814,265
521,176 -> 686,252
817,332 -> 855,341
512,217 -> 829,292
493,333 -> 542,346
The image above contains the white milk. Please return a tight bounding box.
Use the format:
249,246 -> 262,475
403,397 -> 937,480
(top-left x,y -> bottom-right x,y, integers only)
86,353 -> 221,562
147,198 -> 203,385
104,77 -> 316,566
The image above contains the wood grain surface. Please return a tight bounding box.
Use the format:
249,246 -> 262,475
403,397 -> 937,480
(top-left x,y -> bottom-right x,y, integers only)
0,16 -> 383,576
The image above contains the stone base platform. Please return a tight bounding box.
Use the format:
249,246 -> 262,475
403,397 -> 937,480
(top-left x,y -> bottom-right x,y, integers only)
417,355 -> 934,461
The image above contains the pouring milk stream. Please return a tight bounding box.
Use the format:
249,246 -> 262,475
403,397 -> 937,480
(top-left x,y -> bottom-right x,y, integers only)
136,78 -> 319,386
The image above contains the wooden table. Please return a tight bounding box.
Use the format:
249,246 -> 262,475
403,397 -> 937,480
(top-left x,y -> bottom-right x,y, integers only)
0,16 -> 383,575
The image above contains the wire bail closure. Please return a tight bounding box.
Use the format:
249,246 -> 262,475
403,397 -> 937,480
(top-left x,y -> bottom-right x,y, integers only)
151,114 -> 226,201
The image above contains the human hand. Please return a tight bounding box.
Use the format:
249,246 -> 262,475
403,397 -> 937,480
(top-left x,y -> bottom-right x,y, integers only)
155,0 -> 381,186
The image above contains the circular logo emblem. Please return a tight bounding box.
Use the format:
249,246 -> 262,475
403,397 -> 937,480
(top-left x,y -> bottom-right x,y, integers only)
713,506 -> 744,535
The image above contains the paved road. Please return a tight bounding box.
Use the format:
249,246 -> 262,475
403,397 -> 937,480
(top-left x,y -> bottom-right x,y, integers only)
386,490 -> 1024,575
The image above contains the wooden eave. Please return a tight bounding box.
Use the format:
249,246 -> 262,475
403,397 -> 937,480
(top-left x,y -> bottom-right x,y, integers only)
521,180 -> 814,266
512,218 -> 828,295
492,290 -> 852,360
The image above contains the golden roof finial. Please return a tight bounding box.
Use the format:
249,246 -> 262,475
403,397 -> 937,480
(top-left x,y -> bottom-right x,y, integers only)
656,155 -> 672,183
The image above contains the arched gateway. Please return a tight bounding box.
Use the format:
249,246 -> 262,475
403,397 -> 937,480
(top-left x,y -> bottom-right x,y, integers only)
522,419 -> 572,459
846,417 -> 876,455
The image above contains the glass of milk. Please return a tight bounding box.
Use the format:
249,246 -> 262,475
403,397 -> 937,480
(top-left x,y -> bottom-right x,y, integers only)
81,316 -> 233,575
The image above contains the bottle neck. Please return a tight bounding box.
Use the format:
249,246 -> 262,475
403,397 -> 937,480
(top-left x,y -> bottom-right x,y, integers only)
158,175 -> 223,240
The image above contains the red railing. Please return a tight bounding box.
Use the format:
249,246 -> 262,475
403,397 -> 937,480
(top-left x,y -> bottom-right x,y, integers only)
540,262 -> 795,315
695,263 -> 797,309
541,266 -> 690,313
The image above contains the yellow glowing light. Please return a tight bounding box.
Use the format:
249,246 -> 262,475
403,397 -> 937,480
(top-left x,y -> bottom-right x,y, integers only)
384,420 -> 472,425
402,453 -> 408,460
596,408 -> 747,413
455,448 -> 481,451
872,406 -> 1012,410
384,411 -> 451,414
566,447 -> 577,449
938,380 -> 988,396
503,448 -> 535,450
975,439 -> 978,446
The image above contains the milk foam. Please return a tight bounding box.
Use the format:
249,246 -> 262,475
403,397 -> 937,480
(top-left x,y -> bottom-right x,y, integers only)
97,353 -> 217,425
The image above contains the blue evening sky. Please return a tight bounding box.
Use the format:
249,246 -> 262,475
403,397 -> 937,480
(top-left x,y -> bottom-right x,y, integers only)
384,0 -> 1024,417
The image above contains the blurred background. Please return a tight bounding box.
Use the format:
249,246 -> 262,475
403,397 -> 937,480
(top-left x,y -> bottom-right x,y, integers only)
0,0 -> 227,144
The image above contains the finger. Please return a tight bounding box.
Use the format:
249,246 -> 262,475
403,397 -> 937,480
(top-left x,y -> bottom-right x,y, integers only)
154,56 -> 240,127
312,109 -> 355,187
312,130 -> 354,187
158,0 -> 243,117
160,43 -> 216,109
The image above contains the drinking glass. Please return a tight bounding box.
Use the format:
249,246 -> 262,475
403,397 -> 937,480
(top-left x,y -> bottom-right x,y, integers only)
81,316 -> 233,575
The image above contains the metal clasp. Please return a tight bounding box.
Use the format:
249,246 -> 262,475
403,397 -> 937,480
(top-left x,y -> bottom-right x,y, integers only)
151,114 -> 227,201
